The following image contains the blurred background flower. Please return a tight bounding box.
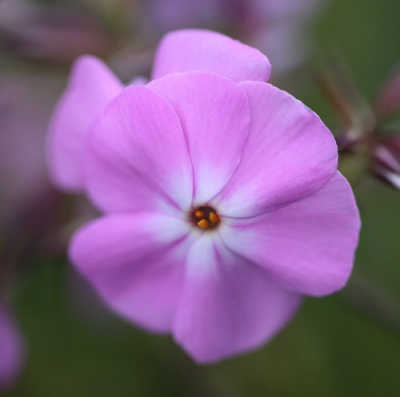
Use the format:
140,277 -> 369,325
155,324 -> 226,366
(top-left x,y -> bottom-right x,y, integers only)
0,306 -> 24,390
140,0 -> 328,75
0,73 -> 56,210
0,0 -> 113,62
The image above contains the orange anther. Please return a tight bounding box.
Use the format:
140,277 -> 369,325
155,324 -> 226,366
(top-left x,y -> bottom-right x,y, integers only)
195,210 -> 205,218
209,212 -> 220,224
197,219 -> 209,229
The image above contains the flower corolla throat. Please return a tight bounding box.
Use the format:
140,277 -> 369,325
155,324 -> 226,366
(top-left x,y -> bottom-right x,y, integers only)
190,205 -> 221,231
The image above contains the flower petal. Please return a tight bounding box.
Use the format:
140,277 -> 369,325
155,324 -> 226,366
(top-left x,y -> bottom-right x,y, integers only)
85,85 -> 193,214
69,213 -> 193,333
149,72 -> 250,203
221,172 -> 361,297
0,307 -> 24,389
152,29 -> 271,83
48,55 -> 123,191
172,235 -> 301,363
215,81 -> 338,217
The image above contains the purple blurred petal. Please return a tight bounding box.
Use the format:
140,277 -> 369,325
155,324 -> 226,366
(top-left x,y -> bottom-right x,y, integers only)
0,1 -> 111,61
375,65 -> 400,118
371,136 -> 400,189
242,0 -> 327,23
0,73 -> 59,211
142,0 -> 222,34
247,23 -> 312,76
0,307 -> 23,389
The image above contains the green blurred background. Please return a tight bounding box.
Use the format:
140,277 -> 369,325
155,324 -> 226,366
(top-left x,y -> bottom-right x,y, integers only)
3,0 -> 400,396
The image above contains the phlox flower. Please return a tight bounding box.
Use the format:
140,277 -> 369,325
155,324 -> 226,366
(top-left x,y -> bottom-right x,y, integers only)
0,306 -> 23,388
48,30 -> 360,363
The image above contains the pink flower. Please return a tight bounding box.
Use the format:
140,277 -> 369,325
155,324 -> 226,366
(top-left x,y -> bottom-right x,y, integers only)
0,306 -> 24,389
48,30 -> 360,363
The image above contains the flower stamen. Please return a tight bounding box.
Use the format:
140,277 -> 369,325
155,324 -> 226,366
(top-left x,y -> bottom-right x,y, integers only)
190,206 -> 221,231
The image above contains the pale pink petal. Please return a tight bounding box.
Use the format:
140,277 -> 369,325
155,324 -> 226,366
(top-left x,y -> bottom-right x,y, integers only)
149,72 -> 250,203
0,307 -> 24,389
172,235 -> 301,363
69,213 -> 194,333
84,85 -> 193,214
48,55 -> 123,191
220,172 -> 361,297
152,29 -> 271,83
215,81 -> 338,217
